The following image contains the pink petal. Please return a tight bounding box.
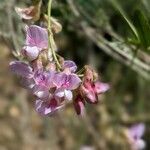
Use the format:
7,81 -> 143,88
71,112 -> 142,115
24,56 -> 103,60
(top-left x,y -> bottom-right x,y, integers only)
81,82 -> 98,104
9,61 -> 33,78
26,25 -> 48,49
86,92 -> 98,104
94,82 -> 109,94
22,46 -> 40,61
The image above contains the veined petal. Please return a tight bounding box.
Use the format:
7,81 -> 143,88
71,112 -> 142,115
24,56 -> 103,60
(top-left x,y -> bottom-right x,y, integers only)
9,61 -> 33,78
53,72 -> 67,88
63,60 -> 77,73
46,70 -> 56,88
22,46 -> 40,61
34,69 -> 46,85
26,25 -> 48,49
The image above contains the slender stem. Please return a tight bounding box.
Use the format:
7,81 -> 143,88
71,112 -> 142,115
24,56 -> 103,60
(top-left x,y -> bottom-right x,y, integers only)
48,0 -> 61,69
77,67 -> 85,74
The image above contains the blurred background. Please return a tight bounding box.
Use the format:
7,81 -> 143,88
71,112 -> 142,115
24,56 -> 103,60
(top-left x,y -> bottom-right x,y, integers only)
0,0 -> 150,149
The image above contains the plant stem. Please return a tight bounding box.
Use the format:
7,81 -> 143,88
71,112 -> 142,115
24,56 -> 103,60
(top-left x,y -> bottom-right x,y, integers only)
77,67 -> 85,74
48,0 -> 61,69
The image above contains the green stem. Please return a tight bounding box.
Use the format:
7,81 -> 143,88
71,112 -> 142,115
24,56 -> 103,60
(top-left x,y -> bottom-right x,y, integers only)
48,0 -> 61,69
77,67 -> 85,74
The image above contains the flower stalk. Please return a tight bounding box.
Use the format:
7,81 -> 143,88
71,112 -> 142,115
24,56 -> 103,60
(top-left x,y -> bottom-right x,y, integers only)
48,0 -> 61,69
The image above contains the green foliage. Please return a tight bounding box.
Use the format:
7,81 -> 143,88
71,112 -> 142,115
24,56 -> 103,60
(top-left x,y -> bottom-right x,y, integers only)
133,9 -> 150,51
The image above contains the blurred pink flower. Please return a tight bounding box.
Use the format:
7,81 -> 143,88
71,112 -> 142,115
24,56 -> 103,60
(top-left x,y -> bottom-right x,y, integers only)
127,123 -> 146,150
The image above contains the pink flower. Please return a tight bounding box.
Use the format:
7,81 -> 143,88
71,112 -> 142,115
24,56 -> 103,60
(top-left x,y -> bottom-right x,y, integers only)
80,66 -> 109,103
81,80 -> 109,104
127,123 -> 146,150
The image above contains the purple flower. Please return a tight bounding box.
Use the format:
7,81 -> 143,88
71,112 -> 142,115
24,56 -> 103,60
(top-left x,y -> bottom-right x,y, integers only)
53,72 -> 81,101
32,70 -> 56,99
10,61 -> 54,98
128,123 -> 145,150
54,72 -> 81,89
25,25 -> 48,49
22,25 -> 48,61
35,98 -> 64,116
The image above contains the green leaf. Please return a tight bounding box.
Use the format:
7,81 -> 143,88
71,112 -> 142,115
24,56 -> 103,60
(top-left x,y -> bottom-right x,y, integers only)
133,9 -> 150,51
108,0 -> 139,41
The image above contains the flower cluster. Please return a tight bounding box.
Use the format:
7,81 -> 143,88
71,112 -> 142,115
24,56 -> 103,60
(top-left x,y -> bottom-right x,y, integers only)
126,123 -> 146,150
10,24 -> 109,116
